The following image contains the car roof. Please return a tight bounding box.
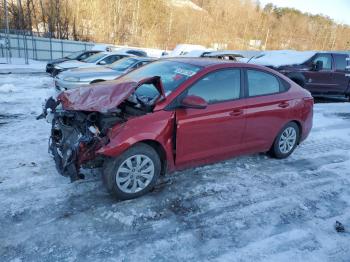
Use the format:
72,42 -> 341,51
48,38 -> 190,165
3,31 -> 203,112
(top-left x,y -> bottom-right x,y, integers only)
164,57 -> 236,67
101,51 -> 136,56
205,51 -> 244,57
130,57 -> 157,62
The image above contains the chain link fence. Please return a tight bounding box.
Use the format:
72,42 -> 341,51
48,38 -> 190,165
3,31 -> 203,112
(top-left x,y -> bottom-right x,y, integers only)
0,29 -> 95,62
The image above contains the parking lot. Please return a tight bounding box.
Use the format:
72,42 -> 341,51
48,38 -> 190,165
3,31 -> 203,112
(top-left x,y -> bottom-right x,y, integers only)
0,71 -> 349,261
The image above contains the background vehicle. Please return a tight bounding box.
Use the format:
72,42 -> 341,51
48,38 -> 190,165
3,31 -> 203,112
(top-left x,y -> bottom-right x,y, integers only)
45,50 -> 101,74
54,57 -> 156,91
203,50 -> 244,61
251,51 -> 350,100
51,51 -> 137,76
40,58 -> 313,200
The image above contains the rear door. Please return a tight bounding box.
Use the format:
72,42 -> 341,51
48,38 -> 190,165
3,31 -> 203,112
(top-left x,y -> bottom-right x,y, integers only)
243,69 -> 292,152
304,53 -> 336,94
332,53 -> 350,95
175,68 -> 246,167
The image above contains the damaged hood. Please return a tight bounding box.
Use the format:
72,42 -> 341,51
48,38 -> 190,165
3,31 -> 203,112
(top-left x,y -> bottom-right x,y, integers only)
58,76 -> 165,112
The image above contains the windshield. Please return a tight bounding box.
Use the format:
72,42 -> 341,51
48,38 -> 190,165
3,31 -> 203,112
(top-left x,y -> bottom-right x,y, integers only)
108,58 -> 138,71
126,60 -> 202,97
65,51 -> 84,59
82,53 -> 106,63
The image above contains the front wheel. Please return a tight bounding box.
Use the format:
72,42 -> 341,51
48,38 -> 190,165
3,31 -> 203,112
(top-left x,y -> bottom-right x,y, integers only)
102,143 -> 161,200
270,122 -> 300,159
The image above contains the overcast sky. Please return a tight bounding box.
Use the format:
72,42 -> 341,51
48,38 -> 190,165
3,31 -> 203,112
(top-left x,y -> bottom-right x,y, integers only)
258,0 -> 350,25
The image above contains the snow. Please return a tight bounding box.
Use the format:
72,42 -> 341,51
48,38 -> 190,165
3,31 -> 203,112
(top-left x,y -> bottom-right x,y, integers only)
167,44 -> 208,57
1,64 -> 350,261
248,50 -> 316,67
0,58 -> 46,73
170,0 -> 204,11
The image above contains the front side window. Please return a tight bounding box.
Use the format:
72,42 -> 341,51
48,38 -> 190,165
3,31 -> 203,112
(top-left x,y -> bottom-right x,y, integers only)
100,55 -> 123,65
247,70 -> 280,97
313,54 -> 332,70
187,69 -> 241,104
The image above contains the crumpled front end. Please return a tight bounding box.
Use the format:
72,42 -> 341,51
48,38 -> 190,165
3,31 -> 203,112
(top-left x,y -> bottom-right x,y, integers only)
38,76 -> 164,181
49,110 -> 109,181
40,98 -> 124,181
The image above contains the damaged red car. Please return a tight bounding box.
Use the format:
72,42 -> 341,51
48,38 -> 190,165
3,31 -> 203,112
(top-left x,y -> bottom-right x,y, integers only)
39,58 -> 313,200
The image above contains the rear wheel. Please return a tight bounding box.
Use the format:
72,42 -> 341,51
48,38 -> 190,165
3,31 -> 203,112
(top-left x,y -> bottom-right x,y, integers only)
102,143 -> 161,200
270,122 -> 300,159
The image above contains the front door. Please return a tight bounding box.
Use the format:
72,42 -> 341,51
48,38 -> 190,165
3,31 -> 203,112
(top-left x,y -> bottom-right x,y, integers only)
304,53 -> 336,94
175,68 -> 246,168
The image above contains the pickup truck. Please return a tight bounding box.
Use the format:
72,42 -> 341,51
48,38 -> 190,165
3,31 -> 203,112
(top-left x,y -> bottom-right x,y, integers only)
272,52 -> 350,100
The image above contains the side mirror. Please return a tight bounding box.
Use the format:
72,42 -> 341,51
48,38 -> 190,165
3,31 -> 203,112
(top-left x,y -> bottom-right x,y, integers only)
181,95 -> 207,109
98,60 -> 107,65
313,60 -> 323,71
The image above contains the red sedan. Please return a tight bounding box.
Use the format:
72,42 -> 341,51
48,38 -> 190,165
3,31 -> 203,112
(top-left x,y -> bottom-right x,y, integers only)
41,58 -> 313,199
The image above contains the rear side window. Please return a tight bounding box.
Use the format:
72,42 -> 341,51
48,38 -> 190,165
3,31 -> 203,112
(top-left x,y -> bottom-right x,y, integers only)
247,70 -> 281,97
187,69 -> 241,104
334,54 -> 347,71
101,55 -> 123,64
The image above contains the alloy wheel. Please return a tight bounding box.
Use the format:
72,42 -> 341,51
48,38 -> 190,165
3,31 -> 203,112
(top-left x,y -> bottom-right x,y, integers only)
115,154 -> 155,194
278,127 -> 297,154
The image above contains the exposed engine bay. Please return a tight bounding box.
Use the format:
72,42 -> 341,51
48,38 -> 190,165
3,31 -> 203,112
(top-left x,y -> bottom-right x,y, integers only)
37,76 -> 164,181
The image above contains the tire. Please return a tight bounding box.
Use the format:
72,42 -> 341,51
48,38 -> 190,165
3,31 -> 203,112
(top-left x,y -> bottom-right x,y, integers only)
270,122 -> 300,159
102,143 -> 161,200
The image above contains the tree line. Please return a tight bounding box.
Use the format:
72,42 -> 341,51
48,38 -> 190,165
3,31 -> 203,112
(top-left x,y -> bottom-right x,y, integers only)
1,0 -> 349,51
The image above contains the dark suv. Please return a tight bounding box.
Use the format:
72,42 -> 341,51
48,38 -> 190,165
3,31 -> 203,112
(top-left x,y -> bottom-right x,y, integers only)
272,52 -> 350,100
46,50 -> 101,74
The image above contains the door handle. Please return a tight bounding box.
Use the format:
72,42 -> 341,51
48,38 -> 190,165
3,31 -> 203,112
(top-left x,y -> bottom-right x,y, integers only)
230,109 -> 243,116
278,102 -> 289,108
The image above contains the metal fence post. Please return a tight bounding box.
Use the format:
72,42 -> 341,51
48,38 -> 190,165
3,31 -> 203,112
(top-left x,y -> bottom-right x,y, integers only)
49,32 -> 53,60
61,39 -> 64,57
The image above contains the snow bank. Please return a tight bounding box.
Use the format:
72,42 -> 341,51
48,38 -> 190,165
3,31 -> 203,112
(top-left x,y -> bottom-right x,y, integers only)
249,50 -> 316,67
0,83 -> 16,93
0,58 -> 46,73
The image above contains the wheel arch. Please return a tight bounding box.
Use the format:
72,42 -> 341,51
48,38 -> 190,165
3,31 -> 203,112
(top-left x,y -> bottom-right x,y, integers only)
290,120 -> 303,144
269,119 -> 303,152
133,140 -> 168,176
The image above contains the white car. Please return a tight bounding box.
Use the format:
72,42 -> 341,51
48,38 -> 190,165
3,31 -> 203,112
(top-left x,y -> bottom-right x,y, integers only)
52,51 -> 135,76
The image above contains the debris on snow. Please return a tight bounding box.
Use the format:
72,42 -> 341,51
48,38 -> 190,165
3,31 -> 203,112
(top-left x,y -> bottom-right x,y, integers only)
335,221 -> 345,233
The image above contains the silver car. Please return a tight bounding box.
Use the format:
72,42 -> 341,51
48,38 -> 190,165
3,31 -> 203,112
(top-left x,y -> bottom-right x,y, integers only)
54,57 -> 156,91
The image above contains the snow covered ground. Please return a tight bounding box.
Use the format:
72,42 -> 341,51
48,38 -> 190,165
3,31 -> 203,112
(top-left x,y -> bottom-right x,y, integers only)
1,64 -> 350,262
